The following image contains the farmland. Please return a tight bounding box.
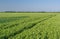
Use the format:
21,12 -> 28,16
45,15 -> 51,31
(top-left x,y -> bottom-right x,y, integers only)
0,13 -> 60,39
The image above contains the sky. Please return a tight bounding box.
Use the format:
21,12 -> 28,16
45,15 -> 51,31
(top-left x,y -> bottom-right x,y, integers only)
0,0 -> 60,12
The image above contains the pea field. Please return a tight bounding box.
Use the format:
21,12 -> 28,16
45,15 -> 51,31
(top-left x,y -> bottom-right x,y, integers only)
0,13 -> 60,39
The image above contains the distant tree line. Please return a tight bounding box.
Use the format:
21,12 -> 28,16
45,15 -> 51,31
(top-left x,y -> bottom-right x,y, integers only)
0,11 -> 60,13
4,11 -> 46,13
5,11 -> 17,13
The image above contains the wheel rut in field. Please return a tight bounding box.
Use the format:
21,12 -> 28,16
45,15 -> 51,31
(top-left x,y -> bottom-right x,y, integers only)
0,23 -> 19,29
0,16 -> 29,30
0,16 -> 29,23
1,15 -> 56,39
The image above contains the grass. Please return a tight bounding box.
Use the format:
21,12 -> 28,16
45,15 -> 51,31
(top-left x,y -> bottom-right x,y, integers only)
0,13 -> 60,39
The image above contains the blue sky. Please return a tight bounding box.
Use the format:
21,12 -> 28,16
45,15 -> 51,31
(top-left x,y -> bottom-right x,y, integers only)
0,0 -> 60,12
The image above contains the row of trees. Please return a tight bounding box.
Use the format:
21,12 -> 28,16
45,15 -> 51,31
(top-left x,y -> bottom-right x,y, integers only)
0,11 -> 60,13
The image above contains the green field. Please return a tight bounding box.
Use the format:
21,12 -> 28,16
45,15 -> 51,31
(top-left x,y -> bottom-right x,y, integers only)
0,13 -> 60,39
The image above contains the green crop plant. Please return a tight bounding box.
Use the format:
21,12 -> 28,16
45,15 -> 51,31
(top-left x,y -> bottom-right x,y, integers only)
0,13 -> 59,39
